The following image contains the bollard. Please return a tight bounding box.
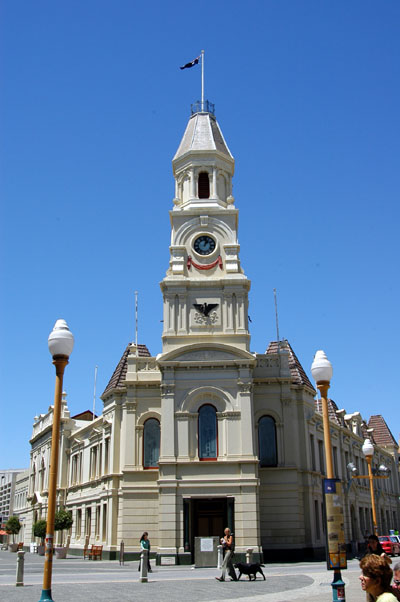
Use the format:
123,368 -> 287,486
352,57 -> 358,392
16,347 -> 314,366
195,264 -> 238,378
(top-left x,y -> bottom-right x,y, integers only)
119,540 -> 124,566
16,550 -> 25,587
139,548 -> 148,583
246,548 -> 253,564
217,544 -> 223,569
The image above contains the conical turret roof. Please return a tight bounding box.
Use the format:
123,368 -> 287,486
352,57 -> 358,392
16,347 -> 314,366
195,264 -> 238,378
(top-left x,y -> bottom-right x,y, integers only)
173,112 -> 233,162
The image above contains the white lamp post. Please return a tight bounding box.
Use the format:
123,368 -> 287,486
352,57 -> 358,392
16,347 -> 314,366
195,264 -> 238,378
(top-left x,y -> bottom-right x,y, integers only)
347,439 -> 389,537
311,350 -> 346,602
39,320 -> 74,602
362,438 -> 378,536
311,350 -> 334,478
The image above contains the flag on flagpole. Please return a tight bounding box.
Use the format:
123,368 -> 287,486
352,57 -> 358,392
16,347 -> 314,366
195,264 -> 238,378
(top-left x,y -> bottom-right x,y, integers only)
180,56 -> 200,70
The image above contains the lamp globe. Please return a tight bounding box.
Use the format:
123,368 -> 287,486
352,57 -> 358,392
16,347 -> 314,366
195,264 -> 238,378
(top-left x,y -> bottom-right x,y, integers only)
362,439 -> 374,458
311,350 -> 333,384
48,319 -> 74,358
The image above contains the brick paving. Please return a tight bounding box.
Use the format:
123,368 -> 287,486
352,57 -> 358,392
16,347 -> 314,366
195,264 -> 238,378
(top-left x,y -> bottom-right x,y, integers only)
0,550 -> 366,601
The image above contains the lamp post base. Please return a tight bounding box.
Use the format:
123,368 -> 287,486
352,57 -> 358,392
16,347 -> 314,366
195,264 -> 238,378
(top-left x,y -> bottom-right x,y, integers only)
331,571 -> 345,602
39,588 -> 54,601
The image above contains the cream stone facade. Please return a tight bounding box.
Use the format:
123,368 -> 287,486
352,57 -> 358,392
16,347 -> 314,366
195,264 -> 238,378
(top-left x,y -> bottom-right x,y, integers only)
23,102 -> 400,562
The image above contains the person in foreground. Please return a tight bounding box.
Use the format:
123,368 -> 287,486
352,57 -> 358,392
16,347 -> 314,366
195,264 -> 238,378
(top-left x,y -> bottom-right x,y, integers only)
359,554 -> 398,602
392,563 -> 400,596
216,527 -> 237,582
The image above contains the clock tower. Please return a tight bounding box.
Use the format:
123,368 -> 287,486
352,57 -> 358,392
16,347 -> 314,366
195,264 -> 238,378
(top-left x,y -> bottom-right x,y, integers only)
160,100 -> 251,353
157,101 -> 260,560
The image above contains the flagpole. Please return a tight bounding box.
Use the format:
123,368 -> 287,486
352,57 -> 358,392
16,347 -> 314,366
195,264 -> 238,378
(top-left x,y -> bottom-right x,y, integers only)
92,365 -> 98,420
201,50 -> 205,111
135,290 -> 138,357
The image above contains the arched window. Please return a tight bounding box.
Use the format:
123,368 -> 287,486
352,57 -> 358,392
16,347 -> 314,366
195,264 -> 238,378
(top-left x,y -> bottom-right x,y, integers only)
198,172 -> 210,198
258,416 -> 277,467
143,418 -> 160,468
199,404 -> 217,460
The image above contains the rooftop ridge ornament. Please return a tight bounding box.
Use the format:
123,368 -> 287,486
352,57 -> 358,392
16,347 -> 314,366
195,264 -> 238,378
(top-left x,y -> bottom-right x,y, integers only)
191,100 -> 215,116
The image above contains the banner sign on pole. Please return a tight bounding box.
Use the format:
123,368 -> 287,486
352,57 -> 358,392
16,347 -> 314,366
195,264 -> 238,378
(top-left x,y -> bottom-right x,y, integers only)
324,478 -> 347,570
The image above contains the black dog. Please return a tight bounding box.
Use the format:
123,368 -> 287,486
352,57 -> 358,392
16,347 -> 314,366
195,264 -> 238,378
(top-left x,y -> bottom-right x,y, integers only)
234,562 -> 266,581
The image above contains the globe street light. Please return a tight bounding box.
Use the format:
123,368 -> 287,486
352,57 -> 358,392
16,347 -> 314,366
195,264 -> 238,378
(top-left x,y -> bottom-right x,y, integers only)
346,439 -> 390,537
39,320 -> 74,602
311,350 -> 334,479
362,438 -> 379,537
311,350 -> 346,602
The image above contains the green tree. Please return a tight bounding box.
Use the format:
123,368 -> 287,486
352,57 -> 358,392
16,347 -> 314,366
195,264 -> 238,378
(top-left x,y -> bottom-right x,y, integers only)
54,509 -> 73,545
33,519 -> 47,545
5,516 -> 21,543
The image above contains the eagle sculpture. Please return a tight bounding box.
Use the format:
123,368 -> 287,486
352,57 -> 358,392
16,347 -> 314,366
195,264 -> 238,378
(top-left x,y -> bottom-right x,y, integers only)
193,303 -> 219,317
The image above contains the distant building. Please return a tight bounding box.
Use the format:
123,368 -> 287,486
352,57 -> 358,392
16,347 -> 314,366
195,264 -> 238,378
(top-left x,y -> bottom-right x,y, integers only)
12,469 -> 30,543
0,469 -> 27,524
23,101 -> 400,561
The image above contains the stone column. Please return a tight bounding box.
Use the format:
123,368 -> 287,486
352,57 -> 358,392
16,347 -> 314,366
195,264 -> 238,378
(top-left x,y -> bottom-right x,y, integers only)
120,398 -> 137,469
135,425 -> 144,467
223,293 -> 234,333
176,413 -> 189,459
178,293 -> 187,334
160,379 -> 175,461
235,293 -> 246,332
190,168 -> 196,198
238,380 -> 255,457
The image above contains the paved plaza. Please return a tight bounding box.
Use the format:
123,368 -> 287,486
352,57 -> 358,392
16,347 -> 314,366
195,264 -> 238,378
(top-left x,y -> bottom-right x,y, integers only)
0,550 -> 366,601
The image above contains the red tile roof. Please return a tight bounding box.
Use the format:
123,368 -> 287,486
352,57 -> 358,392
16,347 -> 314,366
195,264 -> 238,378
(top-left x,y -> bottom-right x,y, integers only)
367,415 -> 398,448
266,340 -> 315,391
102,344 -> 151,397
314,397 -> 343,426
71,410 -> 97,421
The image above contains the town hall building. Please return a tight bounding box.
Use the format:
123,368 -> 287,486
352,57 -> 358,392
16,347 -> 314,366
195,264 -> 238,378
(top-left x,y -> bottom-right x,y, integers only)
23,100 -> 400,562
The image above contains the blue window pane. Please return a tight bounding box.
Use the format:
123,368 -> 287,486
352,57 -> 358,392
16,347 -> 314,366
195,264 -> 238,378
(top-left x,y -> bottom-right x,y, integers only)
258,416 -> 277,467
199,405 -> 217,459
144,418 -> 160,467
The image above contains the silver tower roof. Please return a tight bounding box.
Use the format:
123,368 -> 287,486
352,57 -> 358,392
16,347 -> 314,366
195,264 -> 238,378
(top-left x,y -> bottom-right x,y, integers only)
173,111 -> 233,162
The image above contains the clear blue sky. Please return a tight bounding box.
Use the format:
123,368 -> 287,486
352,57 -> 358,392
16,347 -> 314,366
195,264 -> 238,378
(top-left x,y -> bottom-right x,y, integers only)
1,1 -> 399,468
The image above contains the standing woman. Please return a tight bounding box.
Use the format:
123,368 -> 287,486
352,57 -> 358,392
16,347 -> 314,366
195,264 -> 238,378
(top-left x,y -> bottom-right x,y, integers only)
138,532 -> 152,573
359,554 -> 398,602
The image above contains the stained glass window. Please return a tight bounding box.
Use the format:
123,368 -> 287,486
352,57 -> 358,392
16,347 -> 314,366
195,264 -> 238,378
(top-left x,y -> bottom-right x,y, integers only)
199,405 -> 217,459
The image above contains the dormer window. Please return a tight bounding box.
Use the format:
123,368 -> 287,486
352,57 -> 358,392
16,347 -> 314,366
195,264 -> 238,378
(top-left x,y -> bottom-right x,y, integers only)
198,172 -> 210,198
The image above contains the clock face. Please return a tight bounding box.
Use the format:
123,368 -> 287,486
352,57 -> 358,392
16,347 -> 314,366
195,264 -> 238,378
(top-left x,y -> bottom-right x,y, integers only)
193,235 -> 216,256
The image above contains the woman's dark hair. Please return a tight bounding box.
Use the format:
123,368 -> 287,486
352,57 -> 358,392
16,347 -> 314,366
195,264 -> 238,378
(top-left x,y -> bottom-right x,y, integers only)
140,531 -> 148,542
368,534 -> 379,543
360,554 -> 393,591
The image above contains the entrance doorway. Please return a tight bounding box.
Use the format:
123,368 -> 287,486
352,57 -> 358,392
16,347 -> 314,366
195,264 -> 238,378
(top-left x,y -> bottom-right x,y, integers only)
193,498 -> 227,538
183,497 -> 234,561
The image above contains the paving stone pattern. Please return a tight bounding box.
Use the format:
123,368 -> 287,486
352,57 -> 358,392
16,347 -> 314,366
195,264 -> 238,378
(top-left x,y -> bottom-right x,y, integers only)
0,551 -> 366,602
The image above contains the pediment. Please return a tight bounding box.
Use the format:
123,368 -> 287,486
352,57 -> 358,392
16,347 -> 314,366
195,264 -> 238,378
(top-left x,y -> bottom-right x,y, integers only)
157,344 -> 255,365
177,349 -> 237,361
